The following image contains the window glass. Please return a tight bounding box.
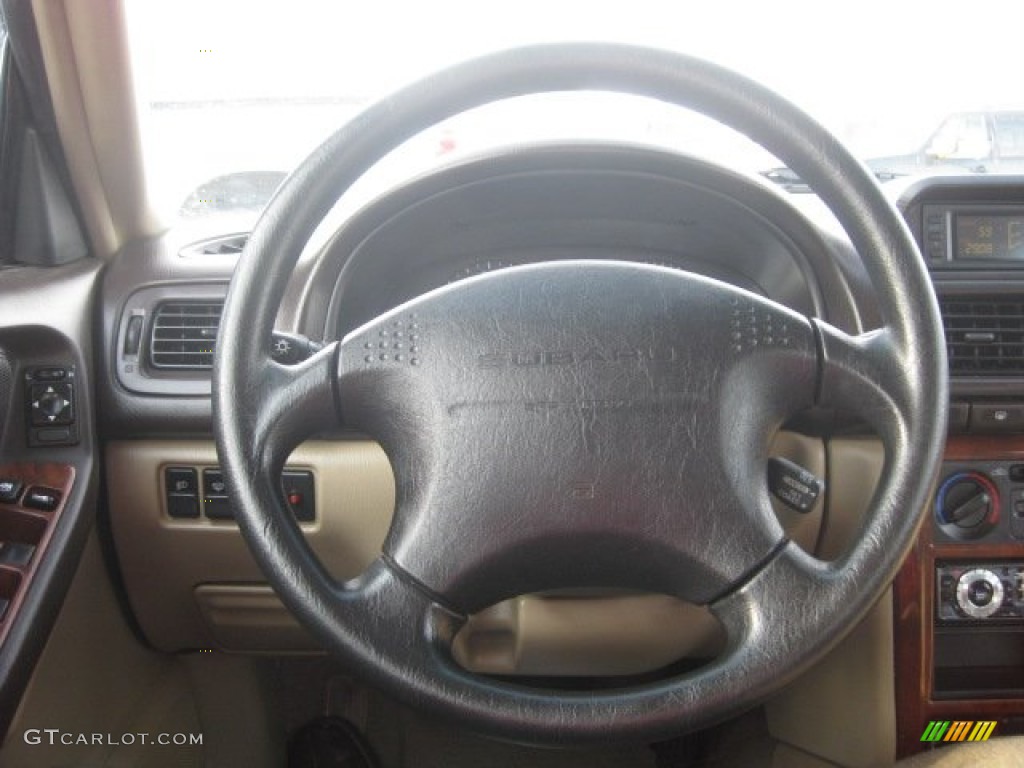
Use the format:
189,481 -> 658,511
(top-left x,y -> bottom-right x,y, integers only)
994,114 -> 1024,159
124,0 -> 1024,220
928,115 -> 991,161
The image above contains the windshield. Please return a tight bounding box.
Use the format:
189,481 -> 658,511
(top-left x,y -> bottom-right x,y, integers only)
125,0 -> 1024,220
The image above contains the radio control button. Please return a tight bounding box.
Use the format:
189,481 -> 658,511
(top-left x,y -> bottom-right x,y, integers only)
968,579 -> 995,608
956,569 -> 1004,619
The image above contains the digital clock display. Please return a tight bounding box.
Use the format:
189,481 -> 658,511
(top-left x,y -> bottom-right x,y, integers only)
956,214 -> 1024,260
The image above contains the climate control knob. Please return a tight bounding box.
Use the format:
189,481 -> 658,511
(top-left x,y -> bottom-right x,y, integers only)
935,472 -> 999,540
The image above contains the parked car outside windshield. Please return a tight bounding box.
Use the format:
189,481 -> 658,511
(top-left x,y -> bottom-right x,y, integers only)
124,0 -> 1024,220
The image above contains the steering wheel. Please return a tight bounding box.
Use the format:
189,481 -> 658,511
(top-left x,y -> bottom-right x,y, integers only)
214,44 -> 947,744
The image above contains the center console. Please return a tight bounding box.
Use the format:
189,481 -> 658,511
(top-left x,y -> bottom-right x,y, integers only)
895,176 -> 1024,757
932,460 -> 1024,700
895,439 -> 1024,757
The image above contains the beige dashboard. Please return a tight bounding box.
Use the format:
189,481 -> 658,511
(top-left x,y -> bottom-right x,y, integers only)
106,439 -> 393,652
105,432 -> 881,678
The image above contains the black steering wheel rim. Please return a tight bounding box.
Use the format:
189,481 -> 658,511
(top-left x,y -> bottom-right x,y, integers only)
214,43 -> 947,744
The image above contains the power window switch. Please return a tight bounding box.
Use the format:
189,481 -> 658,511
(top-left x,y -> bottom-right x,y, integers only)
23,487 -> 60,512
0,542 -> 36,567
0,480 -> 22,504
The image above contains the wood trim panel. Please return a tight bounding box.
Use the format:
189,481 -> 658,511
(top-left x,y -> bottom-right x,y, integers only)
945,435 -> 1024,461
894,539 -> 928,758
894,436 -> 1024,758
0,463 -> 75,648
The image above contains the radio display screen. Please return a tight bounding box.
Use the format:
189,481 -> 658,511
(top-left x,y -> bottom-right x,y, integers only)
956,213 -> 1024,260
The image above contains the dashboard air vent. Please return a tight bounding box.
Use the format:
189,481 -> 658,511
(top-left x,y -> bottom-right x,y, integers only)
179,233 -> 249,258
941,296 -> 1024,376
149,301 -> 223,370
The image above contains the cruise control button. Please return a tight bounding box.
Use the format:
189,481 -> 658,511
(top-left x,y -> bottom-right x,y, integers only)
767,457 -> 822,513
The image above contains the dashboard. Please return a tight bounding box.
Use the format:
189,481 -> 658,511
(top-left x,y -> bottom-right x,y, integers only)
6,136 -> 1024,757
96,143 -> 851,669
885,174 -> 1024,756
319,146 -> 828,337
88,144 -> 866,674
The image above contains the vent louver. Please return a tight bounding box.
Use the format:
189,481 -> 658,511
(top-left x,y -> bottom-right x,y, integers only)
941,296 -> 1024,376
200,235 -> 247,255
149,301 -> 223,370
179,234 -> 249,258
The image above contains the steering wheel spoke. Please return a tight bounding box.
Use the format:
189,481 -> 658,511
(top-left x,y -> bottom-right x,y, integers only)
218,341 -> 341,477
814,321 -> 911,441
708,542 -> 849,690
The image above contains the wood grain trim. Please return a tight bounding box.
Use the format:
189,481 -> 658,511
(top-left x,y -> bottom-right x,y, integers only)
0,463 -> 75,648
894,538 -> 928,758
945,435 -> 1024,461
894,437 -> 1024,758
